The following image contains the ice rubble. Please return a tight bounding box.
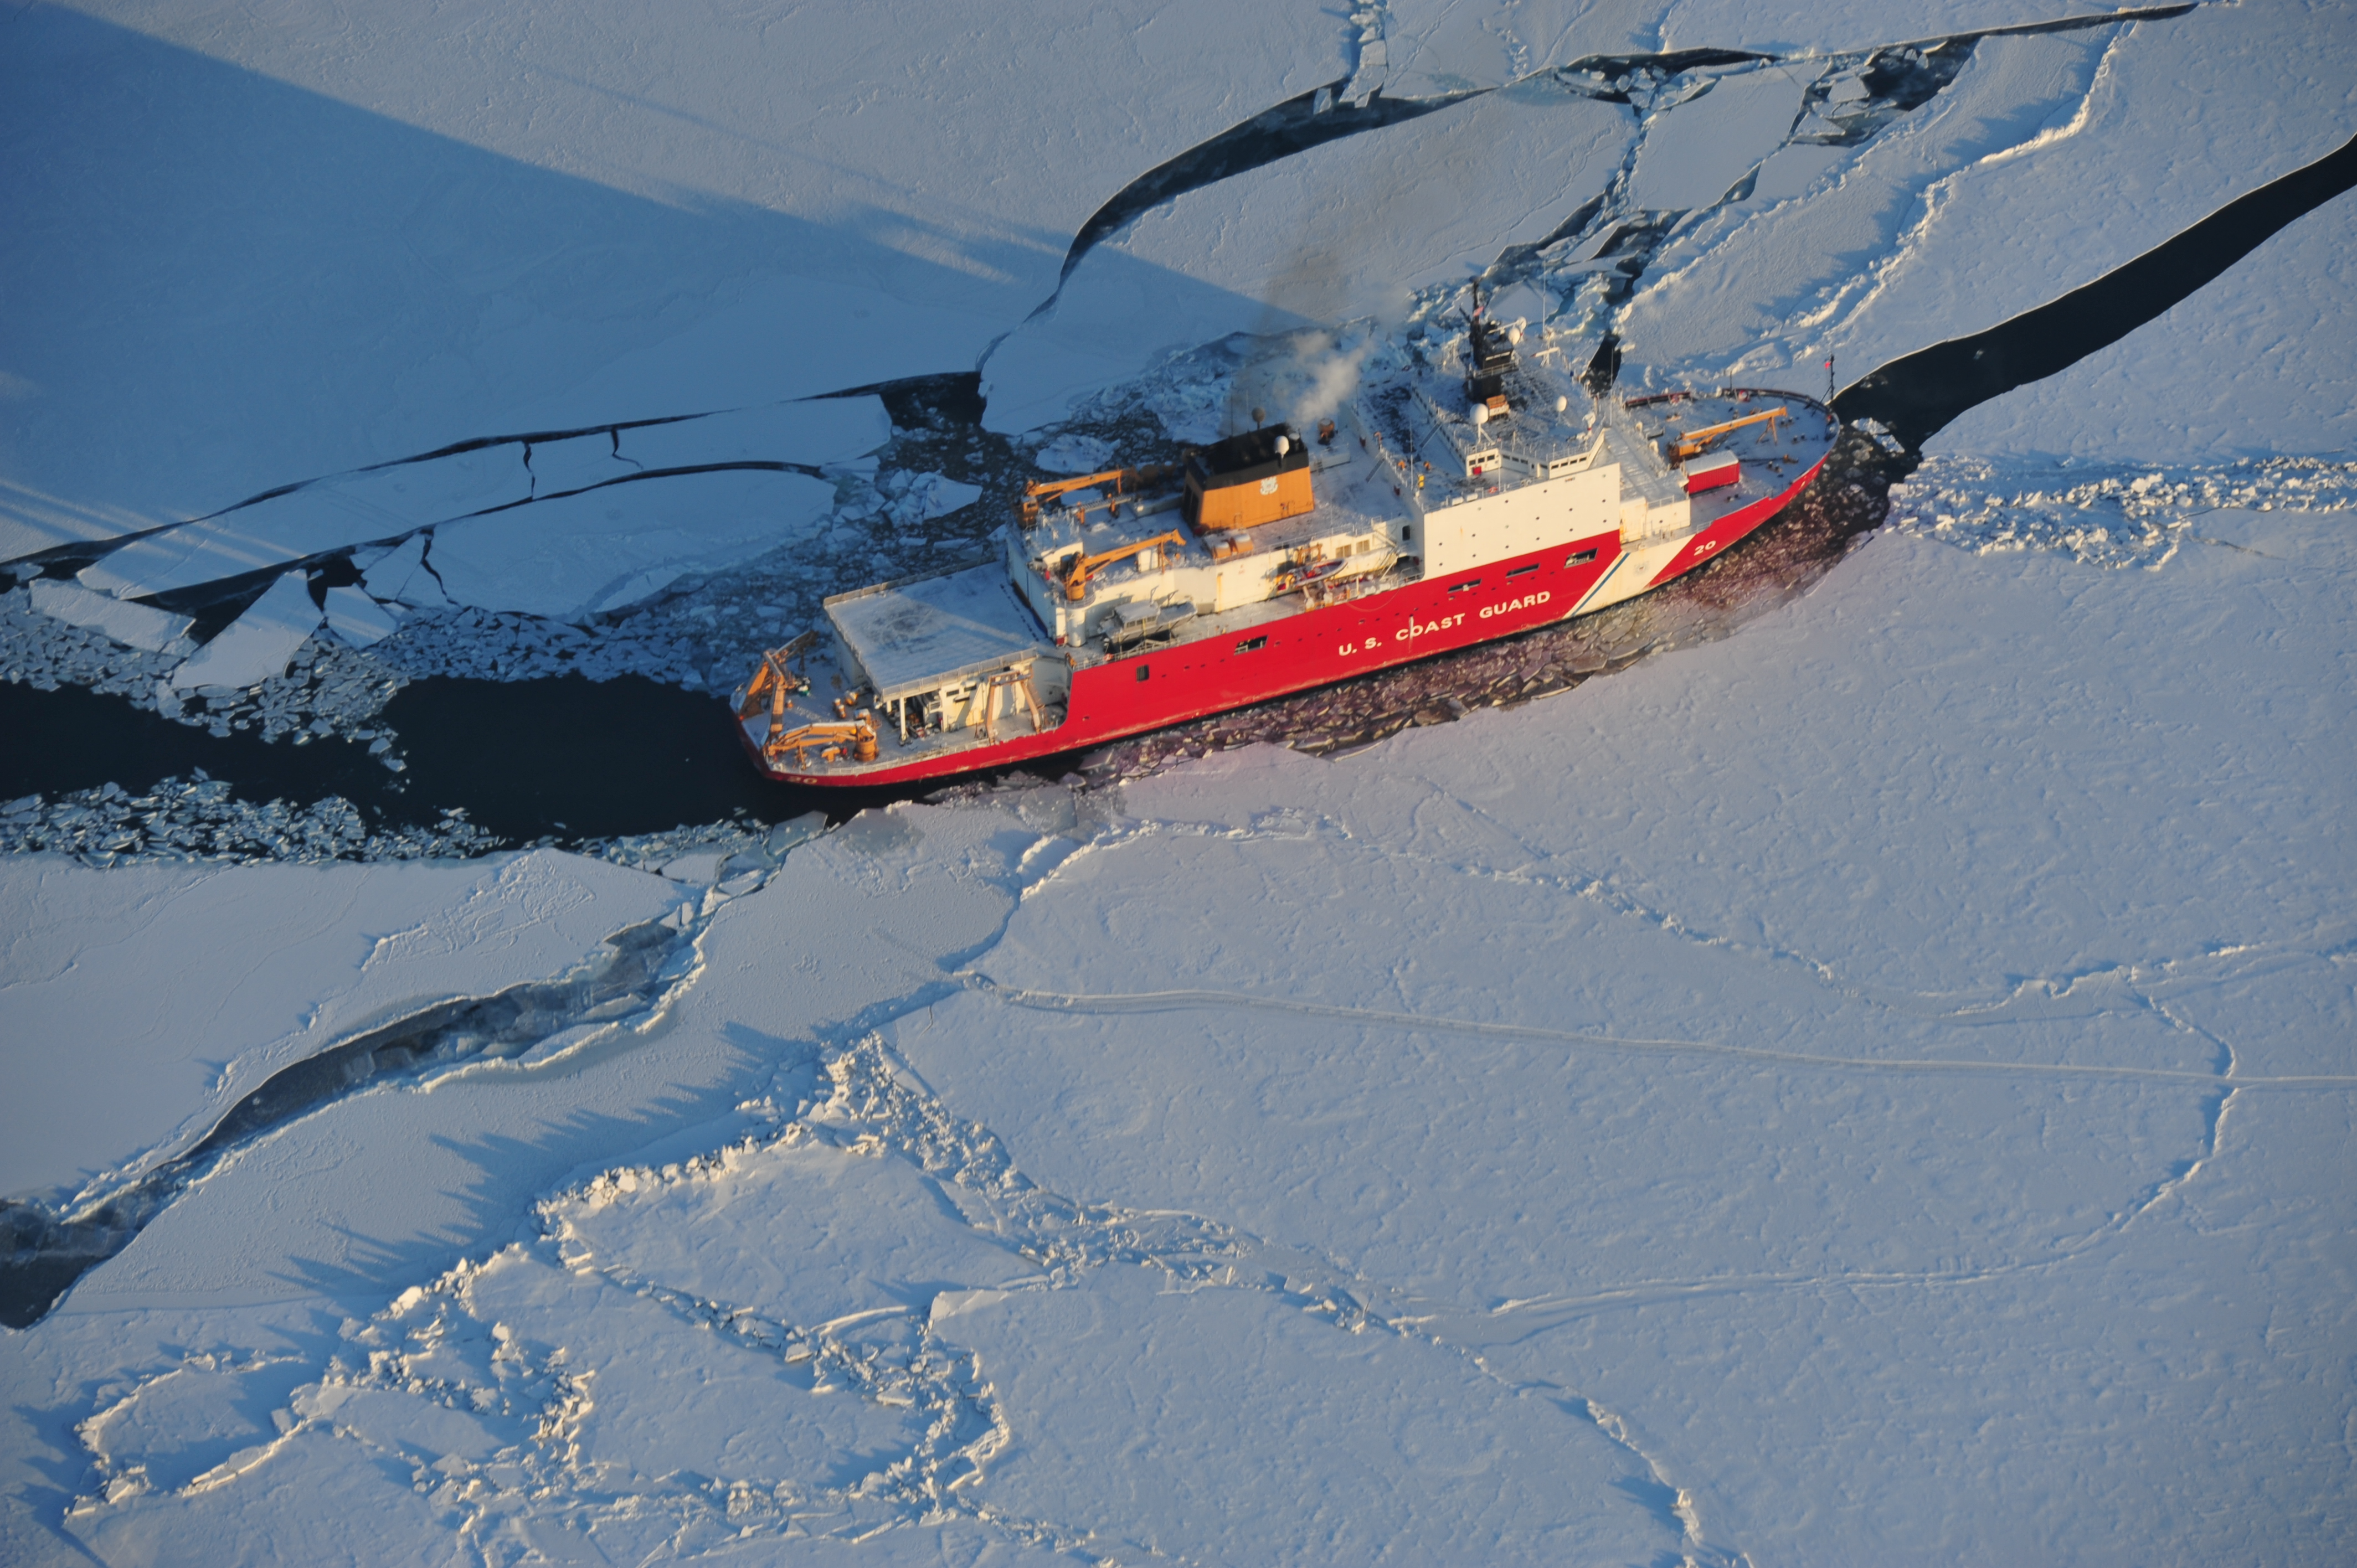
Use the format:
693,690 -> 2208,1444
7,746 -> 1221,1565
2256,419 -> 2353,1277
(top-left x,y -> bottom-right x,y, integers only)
0,777 -> 494,870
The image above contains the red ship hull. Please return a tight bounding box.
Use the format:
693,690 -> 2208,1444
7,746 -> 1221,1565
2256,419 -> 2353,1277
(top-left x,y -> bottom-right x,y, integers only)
745,449 -> 1828,787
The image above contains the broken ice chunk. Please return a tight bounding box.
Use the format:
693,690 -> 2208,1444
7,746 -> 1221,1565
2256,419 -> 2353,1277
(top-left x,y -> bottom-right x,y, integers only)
429,468 -> 837,620
27,578 -> 192,652
322,585 -> 400,647
361,534 -> 449,609
79,447 -> 529,601
1629,66 -> 1813,211
168,571 -> 322,690
893,473 -> 984,525
1033,434 -> 1119,473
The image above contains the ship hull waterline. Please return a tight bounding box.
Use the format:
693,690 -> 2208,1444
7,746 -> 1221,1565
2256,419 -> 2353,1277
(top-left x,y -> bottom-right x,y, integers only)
745,448 -> 1831,787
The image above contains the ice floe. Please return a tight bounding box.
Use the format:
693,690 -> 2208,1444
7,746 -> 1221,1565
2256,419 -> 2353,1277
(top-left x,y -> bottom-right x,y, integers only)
0,848 -> 680,1205
166,572 -> 321,692
319,584 -> 398,648
426,469 -> 842,621
26,580 -> 191,654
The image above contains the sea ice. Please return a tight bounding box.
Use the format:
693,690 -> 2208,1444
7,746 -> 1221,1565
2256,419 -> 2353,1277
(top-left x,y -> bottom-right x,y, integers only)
1927,194 -> 2356,460
888,473 -> 983,527
522,431 -> 632,497
1625,0 -> 2357,391
1626,63 -> 1814,210
24,580 -> 191,654
355,533 -> 449,610
76,447 -> 530,602
983,87 -> 1630,433
2,1 -> 1349,539
888,509 -> 2354,1565
0,849 -> 681,1204
7,4 -> 2355,1565
319,584 -> 398,648
164,572 -> 321,692
424,468 -> 841,620
948,1265 -> 1675,1564
614,398 -> 892,473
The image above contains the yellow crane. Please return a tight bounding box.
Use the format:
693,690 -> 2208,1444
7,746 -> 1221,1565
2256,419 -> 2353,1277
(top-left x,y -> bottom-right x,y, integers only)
759,718 -> 877,768
1018,465 -> 1176,529
1665,404 -> 1788,462
734,632 -> 878,766
1059,529 -> 1188,602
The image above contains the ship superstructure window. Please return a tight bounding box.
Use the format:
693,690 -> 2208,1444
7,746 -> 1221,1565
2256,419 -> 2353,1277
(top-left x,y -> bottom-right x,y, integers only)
1136,663 -> 1150,681
1447,578 -> 1482,595
1506,564 -> 1538,580
1235,636 -> 1268,653
1567,548 -> 1598,566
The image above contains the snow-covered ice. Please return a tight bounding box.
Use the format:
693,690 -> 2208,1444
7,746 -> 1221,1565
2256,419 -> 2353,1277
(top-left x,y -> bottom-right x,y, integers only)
6,0 -> 2356,1562
76,448 -> 532,602
426,468 -> 843,620
12,496 -> 2352,1561
0,0 -> 1350,534
1929,190 -> 2357,461
319,584 -> 398,648
164,572 -> 321,692
0,849 -> 682,1204
25,581 -> 190,656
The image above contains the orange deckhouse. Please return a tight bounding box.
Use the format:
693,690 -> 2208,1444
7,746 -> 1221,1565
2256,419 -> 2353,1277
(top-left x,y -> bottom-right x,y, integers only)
1183,425 -> 1315,532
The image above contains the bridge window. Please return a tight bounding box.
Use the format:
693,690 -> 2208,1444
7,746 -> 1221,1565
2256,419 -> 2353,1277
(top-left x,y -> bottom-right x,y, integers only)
1567,548 -> 1598,566
1235,636 -> 1267,653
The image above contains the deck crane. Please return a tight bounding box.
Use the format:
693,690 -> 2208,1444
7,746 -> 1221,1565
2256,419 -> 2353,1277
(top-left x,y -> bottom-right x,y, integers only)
1665,405 -> 1788,462
1018,465 -> 1177,529
734,631 -> 879,765
1059,530 -> 1190,602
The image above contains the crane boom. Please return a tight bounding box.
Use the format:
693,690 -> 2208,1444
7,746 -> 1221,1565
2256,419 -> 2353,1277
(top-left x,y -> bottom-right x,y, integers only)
1666,404 -> 1787,461
1062,529 -> 1189,601
1019,465 -> 1177,528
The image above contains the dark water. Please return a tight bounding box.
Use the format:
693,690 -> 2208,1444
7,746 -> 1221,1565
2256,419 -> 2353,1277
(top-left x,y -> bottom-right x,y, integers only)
1838,130 -> 2357,453
382,675 -> 907,839
0,675 -> 905,843
1,681 -> 392,805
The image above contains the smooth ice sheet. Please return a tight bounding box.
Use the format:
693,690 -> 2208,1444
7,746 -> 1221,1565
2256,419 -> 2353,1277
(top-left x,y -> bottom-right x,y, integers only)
0,850 -> 681,1200
426,468 -> 841,619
